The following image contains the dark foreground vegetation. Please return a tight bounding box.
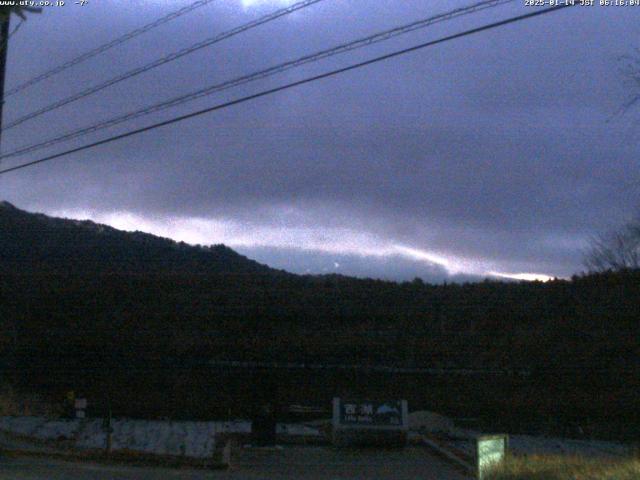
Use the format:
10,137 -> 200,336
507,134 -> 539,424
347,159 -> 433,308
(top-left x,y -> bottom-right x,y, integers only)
486,455 -> 640,480
0,202 -> 638,439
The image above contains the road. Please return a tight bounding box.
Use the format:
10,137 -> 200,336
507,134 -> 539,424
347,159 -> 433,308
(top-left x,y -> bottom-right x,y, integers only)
0,447 -> 470,479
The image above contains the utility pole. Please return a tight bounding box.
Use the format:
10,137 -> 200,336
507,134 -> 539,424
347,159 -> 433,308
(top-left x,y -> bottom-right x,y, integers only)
0,10 -> 11,149
0,7 -> 41,151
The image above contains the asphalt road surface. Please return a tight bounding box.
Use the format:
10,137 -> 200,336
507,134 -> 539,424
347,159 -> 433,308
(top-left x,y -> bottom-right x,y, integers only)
0,447 -> 471,479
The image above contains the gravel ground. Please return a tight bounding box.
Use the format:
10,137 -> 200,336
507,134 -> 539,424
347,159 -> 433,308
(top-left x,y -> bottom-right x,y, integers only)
1,413 -> 631,480
0,417 -> 318,458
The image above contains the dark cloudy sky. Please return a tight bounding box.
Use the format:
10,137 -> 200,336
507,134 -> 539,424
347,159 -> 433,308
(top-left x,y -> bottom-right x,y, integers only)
1,0 -> 639,282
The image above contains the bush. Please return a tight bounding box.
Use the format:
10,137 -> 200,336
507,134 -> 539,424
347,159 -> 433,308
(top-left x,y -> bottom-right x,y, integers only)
485,455 -> 640,480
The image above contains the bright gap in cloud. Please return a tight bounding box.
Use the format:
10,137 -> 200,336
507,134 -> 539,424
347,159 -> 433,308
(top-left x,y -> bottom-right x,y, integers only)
49,208 -> 553,281
488,271 -> 554,282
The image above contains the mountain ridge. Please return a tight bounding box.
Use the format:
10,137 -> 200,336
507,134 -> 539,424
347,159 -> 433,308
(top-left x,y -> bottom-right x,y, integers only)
0,201 -> 281,276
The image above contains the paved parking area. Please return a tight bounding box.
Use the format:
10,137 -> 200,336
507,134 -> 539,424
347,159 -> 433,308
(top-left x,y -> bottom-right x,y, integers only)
232,445 -> 471,479
0,447 -> 470,479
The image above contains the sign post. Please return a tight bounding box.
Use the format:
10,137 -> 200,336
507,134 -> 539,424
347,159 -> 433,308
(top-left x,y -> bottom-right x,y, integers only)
332,398 -> 408,447
476,434 -> 508,479
74,398 -> 87,419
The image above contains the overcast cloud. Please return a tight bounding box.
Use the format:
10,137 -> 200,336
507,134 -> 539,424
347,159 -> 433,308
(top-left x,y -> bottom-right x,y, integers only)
1,0 -> 639,282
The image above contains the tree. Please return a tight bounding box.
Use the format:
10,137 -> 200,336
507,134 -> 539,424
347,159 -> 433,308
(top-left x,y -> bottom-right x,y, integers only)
584,51 -> 640,272
617,48 -> 640,114
584,218 -> 640,272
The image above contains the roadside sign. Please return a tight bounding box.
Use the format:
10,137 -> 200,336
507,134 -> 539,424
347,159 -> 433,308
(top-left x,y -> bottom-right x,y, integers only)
332,398 -> 408,447
477,434 -> 508,479
74,398 -> 87,419
338,400 -> 404,427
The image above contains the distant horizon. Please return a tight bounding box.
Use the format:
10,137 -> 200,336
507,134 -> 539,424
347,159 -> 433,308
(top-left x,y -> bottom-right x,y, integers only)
2,199 -> 562,283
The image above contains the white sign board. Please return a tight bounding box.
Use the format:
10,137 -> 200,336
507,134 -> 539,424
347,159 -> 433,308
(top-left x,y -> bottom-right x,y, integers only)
332,398 -> 408,447
477,435 -> 508,479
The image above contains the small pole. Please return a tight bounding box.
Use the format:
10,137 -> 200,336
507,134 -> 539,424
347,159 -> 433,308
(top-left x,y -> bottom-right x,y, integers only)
103,395 -> 113,455
106,413 -> 112,455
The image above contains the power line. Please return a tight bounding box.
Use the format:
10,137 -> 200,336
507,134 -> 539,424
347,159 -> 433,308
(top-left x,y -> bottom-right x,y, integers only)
3,0 -> 218,98
0,4 -> 575,177
2,0 -> 327,131
0,0 -> 516,161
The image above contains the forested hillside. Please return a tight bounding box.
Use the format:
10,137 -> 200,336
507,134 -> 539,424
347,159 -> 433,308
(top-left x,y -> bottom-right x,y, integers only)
0,201 -> 276,275
0,202 -> 638,436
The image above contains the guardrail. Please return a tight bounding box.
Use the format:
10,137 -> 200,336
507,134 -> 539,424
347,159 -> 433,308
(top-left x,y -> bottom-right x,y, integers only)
208,360 -> 531,377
